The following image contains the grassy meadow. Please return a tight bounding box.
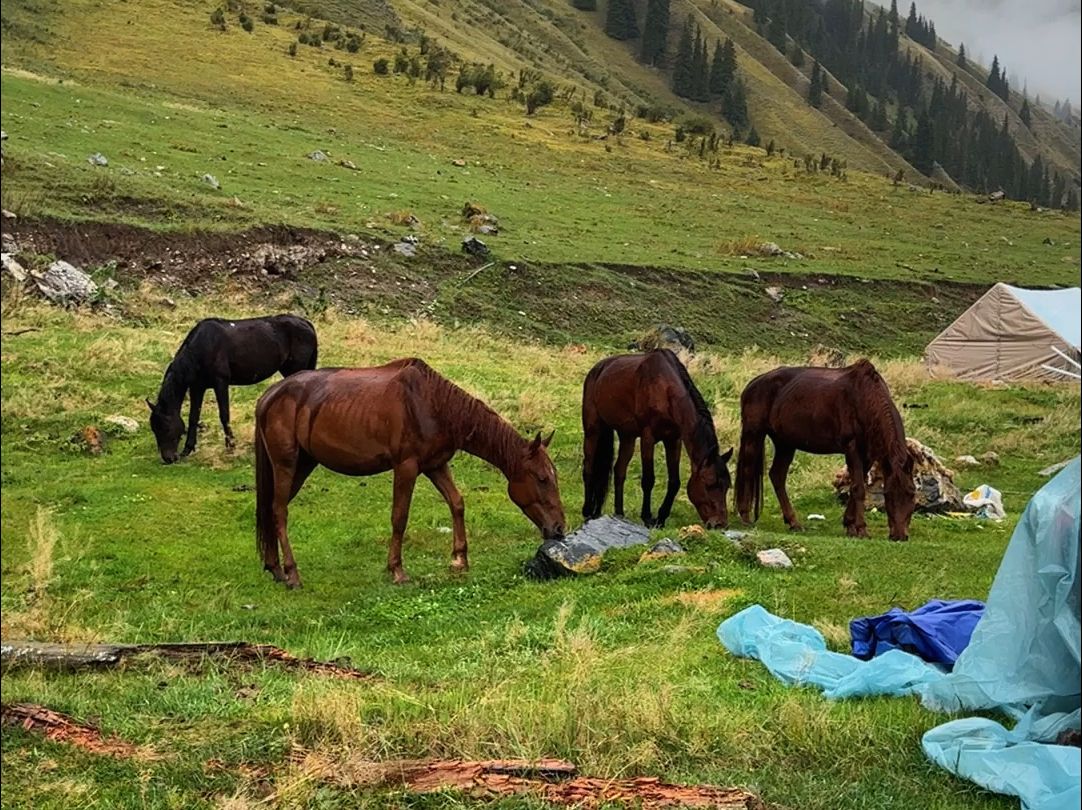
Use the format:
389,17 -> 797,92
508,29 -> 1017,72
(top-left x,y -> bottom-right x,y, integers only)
1,288 -> 1079,809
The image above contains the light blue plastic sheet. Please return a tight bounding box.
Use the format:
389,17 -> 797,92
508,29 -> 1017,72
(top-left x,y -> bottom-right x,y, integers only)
717,458 -> 1081,809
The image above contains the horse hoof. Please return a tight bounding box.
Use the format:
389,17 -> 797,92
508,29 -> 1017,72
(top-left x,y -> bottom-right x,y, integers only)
450,557 -> 469,572
285,580 -> 303,590
788,524 -> 805,533
391,571 -> 411,585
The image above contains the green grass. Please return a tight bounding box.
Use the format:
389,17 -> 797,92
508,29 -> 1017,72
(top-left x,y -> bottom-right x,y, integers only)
2,292 -> 1079,809
0,0 -> 1078,286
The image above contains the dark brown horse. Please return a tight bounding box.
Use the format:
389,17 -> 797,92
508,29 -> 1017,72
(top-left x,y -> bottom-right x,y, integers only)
254,358 -> 566,586
581,350 -> 732,528
735,359 -> 915,541
148,315 -> 318,463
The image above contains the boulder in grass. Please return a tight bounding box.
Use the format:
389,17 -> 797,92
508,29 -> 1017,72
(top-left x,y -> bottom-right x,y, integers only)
524,516 -> 650,579
834,437 -> 965,513
35,260 -> 98,305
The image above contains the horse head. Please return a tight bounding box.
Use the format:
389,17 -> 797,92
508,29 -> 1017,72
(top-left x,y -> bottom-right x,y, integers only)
507,431 -> 566,540
687,446 -> 733,529
883,452 -> 916,541
147,398 -> 185,464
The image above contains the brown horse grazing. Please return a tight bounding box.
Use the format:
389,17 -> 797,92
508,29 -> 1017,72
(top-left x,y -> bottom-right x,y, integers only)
254,358 -> 566,586
735,359 -> 915,541
581,349 -> 733,528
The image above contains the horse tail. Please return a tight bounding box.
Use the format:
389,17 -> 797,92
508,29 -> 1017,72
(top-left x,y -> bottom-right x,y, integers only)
254,416 -> 277,565
581,363 -> 614,519
736,427 -> 765,523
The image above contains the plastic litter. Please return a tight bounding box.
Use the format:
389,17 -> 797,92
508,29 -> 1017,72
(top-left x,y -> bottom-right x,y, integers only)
963,484 -> 1006,519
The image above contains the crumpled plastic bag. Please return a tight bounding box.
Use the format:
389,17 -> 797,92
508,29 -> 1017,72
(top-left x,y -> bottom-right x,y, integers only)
964,484 -> 1006,519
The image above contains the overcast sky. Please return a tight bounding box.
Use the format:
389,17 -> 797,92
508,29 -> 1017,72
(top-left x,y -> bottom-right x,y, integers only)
914,0 -> 1081,104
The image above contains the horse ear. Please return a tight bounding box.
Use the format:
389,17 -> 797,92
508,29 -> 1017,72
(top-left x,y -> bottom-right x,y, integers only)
542,429 -> 555,448
528,432 -> 543,454
720,446 -> 733,464
145,398 -> 155,412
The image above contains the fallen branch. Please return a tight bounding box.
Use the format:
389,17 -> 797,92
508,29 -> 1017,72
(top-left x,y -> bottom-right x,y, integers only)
459,261 -> 494,285
296,753 -> 758,808
1,327 -> 41,337
1,703 -> 160,760
0,640 -> 374,680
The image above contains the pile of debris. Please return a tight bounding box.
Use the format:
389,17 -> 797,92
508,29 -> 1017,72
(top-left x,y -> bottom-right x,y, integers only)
834,438 -> 965,513
463,201 -> 500,235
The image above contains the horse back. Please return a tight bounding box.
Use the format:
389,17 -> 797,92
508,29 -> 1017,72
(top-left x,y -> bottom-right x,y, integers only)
583,351 -> 685,434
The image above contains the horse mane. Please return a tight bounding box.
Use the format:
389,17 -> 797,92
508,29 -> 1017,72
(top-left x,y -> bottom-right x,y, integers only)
849,359 -> 909,472
658,350 -> 719,462
400,358 -> 528,472
156,328 -> 202,408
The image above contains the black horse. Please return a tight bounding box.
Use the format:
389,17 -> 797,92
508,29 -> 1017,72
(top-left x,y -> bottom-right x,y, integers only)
147,315 -> 318,463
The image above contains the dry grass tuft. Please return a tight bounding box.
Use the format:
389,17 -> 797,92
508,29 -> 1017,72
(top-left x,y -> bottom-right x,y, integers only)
662,588 -> 743,612
715,235 -> 762,256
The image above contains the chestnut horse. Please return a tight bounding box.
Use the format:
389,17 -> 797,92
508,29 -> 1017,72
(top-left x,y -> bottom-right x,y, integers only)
254,358 -> 566,586
148,315 -> 317,463
735,359 -> 915,541
581,350 -> 732,528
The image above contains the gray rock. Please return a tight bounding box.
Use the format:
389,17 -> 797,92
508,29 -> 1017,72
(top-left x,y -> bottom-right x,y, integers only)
980,451 -> 1000,467
103,415 -> 139,434
723,530 -> 747,542
337,159 -> 357,170
1039,459 -> 1072,477
462,236 -> 489,257
756,548 -> 793,569
87,152 -> 108,166
641,538 -> 686,559
35,260 -> 98,305
632,324 -> 695,353
765,285 -> 784,303
524,515 -> 651,579
955,454 -> 980,467
0,130 -> 7,141
202,173 -> 220,190
745,269 -> 761,281
1,209 -> 15,221
308,150 -> 328,161
2,253 -> 27,282
392,241 -> 417,257
250,243 -> 325,275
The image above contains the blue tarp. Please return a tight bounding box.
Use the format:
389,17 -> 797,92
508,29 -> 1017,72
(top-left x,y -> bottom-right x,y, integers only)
850,599 -> 985,667
718,457 -> 1081,810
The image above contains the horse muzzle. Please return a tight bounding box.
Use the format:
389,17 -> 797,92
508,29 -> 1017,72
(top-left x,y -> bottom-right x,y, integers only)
542,525 -> 566,541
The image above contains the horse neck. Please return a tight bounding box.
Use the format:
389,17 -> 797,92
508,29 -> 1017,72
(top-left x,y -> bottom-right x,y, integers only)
156,363 -> 190,412
450,389 -> 525,478
860,377 -> 906,466
673,385 -> 718,467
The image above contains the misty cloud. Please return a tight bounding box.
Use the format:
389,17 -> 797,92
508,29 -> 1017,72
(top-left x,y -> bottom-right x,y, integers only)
913,0 -> 1081,103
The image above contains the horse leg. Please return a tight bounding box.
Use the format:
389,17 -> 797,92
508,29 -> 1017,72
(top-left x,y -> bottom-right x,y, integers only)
581,427 -> 600,520
213,381 -> 235,450
768,443 -> 803,531
640,431 -> 657,527
843,444 -> 870,538
426,464 -> 468,572
655,438 -> 682,527
612,435 -> 636,518
388,461 -> 419,584
182,387 -> 205,456
272,456 -> 317,589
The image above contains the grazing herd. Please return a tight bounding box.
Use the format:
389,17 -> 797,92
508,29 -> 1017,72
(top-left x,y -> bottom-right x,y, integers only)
149,314 -> 915,585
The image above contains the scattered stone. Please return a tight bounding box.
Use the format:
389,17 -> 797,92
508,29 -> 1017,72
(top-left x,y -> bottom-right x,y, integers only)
0,130 -> 7,140
988,190 -> 1006,202
639,538 -> 686,562
337,159 -> 357,170
765,285 -> 784,303
835,438 -> 965,513
677,524 -> 707,541
980,451 -> 1000,467
35,260 -> 98,305
757,242 -> 803,260
250,243 -> 327,275
451,158 -> 467,167
463,201 -> 500,234
723,530 -> 746,542
476,223 -> 498,235
632,324 -> 695,353
756,548 -> 793,569
392,241 -> 417,257
461,236 -> 489,257
661,565 -> 698,574
2,253 -> 27,282
308,150 -> 328,161
955,455 -> 980,467
524,516 -> 650,579
87,152 -> 108,166
202,173 -> 220,190
103,415 -> 139,434
1039,459 -> 1072,477
807,513 -> 826,521
745,268 -> 761,281
1,210 -> 16,222
1043,237 -> 1055,246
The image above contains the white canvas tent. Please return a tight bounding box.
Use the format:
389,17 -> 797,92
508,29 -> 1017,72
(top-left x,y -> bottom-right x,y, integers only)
925,283 -> 1081,381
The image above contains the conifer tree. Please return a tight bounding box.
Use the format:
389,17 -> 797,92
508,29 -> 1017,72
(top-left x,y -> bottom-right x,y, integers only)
913,107 -> 934,171
789,42 -> 805,67
671,16 -> 695,96
571,0 -> 597,9
808,59 -> 823,107
604,0 -> 639,40
640,0 -> 670,65
723,74 -> 748,130
767,14 -> 786,53
1020,98 -> 1032,129
956,42 -> 966,67
691,29 -> 710,100
710,38 -> 737,95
